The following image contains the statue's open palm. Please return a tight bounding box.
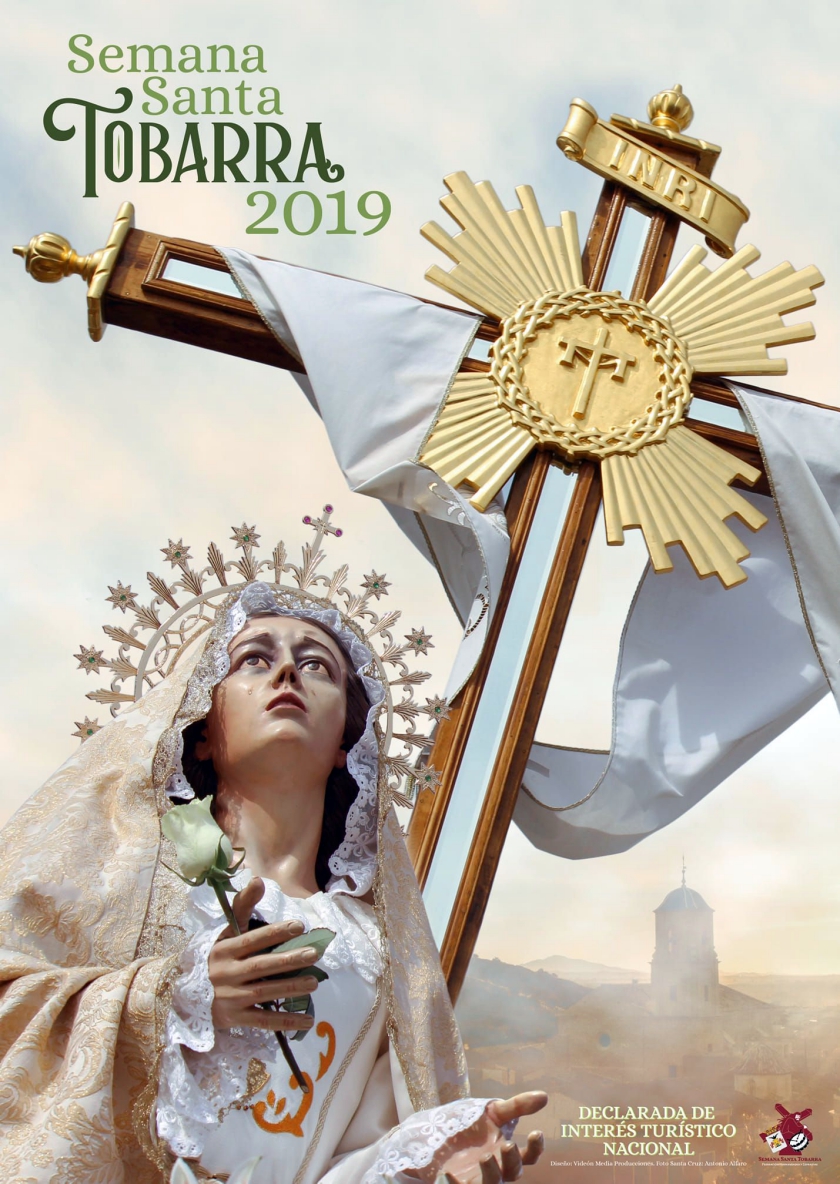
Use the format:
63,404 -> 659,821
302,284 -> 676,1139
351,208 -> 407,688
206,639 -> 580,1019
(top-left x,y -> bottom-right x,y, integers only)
406,1091 -> 547,1183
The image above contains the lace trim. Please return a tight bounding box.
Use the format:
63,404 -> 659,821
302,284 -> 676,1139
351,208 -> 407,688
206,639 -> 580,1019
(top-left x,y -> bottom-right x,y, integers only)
360,1099 -> 494,1183
329,687 -> 381,895
157,1024 -> 276,1159
156,582 -> 386,899
189,872 -> 384,985
156,914 -> 278,1159
167,922 -> 227,1052
157,874 -> 384,1158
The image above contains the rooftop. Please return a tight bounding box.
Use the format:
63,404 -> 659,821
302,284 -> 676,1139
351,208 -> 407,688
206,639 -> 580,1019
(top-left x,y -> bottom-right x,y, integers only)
656,884 -> 712,912
734,1043 -> 790,1076
656,863 -> 712,912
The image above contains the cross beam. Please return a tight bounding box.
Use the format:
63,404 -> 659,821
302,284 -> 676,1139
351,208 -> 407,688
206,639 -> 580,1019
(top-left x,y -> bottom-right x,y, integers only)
10,213 -> 785,453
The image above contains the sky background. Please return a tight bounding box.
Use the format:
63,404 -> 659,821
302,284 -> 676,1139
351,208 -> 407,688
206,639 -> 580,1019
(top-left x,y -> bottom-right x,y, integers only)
1,1 -> 839,978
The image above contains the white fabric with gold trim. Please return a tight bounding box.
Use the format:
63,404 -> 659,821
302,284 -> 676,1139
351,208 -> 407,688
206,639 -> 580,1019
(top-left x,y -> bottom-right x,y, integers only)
515,385 -> 840,856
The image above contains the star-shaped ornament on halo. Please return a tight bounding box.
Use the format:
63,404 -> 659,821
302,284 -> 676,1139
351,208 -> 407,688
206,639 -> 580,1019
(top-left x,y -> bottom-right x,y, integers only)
416,765 -> 442,794
72,716 -> 102,742
422,695 -> 451,722
74,644 -> 105,675
161,539 -> 192,567
405,627 -> 434,655
231,523 -> 260,550
362,571 -> 391,599
105,581 -> 138,613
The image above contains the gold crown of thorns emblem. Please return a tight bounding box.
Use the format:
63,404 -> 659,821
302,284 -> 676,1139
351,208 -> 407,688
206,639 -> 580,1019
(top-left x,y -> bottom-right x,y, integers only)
490,288 -> 690,456
419,171 -> 823,587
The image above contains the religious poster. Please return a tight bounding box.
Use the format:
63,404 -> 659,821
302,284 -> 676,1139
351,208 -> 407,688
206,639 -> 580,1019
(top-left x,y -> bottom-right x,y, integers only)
2,5 -> 839,1184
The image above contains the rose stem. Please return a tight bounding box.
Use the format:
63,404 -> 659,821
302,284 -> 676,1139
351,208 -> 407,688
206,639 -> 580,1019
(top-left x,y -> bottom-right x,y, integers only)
274,1024 -> 310,1094
211,881 -> 309,1094
215,886 -> 239,932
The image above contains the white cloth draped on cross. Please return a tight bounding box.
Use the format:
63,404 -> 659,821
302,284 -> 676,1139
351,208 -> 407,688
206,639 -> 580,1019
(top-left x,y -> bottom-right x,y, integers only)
220,249 -> 840,857
518,385 -> 840,856
221,248 -> 507,699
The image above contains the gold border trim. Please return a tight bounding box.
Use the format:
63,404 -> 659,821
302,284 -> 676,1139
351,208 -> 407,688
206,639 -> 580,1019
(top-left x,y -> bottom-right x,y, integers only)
731,384 -> 831,687
87,201 -> 135,341
292,979 -> 384,1184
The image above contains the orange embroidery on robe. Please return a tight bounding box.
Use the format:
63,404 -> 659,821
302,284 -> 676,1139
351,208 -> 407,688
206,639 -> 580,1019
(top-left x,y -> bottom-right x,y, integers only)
253,1073 -> 314,1136
316,1020 -> 336,1081
251,1022 -> 337,1136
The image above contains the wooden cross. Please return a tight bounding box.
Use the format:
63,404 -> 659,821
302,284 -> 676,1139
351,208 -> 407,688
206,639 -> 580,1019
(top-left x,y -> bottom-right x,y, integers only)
12,87 -> 829,1004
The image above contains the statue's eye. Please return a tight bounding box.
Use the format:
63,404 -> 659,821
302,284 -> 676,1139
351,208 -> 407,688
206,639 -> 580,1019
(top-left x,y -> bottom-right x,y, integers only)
244,654 -> 267,667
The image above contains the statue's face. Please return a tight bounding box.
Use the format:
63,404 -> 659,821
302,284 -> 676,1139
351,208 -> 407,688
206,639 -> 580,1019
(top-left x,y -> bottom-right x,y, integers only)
197,614 -> 349,786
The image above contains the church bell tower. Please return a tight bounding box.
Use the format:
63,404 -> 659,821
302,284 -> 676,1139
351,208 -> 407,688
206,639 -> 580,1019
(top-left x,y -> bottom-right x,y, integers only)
651,863 -> 719,1017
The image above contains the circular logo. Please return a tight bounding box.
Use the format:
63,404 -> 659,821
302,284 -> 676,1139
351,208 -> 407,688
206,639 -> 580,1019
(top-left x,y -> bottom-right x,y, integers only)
490,288 -> 693,460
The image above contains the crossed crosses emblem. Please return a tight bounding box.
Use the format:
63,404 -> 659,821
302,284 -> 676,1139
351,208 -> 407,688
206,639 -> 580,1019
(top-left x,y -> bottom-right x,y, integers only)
557,326 -> 636,419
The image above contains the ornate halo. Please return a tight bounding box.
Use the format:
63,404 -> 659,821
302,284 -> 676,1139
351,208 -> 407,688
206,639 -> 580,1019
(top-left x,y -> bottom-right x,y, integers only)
72,506 -> 445,807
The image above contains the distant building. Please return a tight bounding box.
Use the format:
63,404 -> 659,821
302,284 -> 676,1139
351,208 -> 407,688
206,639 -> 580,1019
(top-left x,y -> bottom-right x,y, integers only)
552,868 -> 776,1081
733,1042 -> 792,1102
651,873 -> 719,1017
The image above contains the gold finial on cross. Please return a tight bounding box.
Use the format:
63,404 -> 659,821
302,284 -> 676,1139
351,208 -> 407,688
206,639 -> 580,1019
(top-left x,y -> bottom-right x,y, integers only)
647,83 -> 694,134
302,504 -> 343,549
12,201 -> 135,342
558,326 -> 637,419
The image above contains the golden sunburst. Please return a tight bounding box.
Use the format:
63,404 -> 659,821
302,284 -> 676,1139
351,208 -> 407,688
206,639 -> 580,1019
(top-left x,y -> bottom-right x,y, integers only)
419,172 -> 824,587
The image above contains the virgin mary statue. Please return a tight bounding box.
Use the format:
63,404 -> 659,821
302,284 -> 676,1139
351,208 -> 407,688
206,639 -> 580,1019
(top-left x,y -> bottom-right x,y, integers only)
0,518 -> 545,1183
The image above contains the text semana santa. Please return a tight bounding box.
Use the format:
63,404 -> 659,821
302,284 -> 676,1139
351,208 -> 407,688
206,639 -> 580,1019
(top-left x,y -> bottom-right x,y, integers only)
41,35 -> 392,237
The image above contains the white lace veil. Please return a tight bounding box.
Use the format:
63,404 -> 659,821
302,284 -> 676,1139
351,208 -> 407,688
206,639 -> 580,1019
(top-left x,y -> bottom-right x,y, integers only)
159,581 -> 383,898
151,581 -> 470,1110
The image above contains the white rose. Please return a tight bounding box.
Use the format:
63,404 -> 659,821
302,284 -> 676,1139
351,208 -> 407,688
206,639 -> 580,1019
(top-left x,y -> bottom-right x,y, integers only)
161,797 -> 234,882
